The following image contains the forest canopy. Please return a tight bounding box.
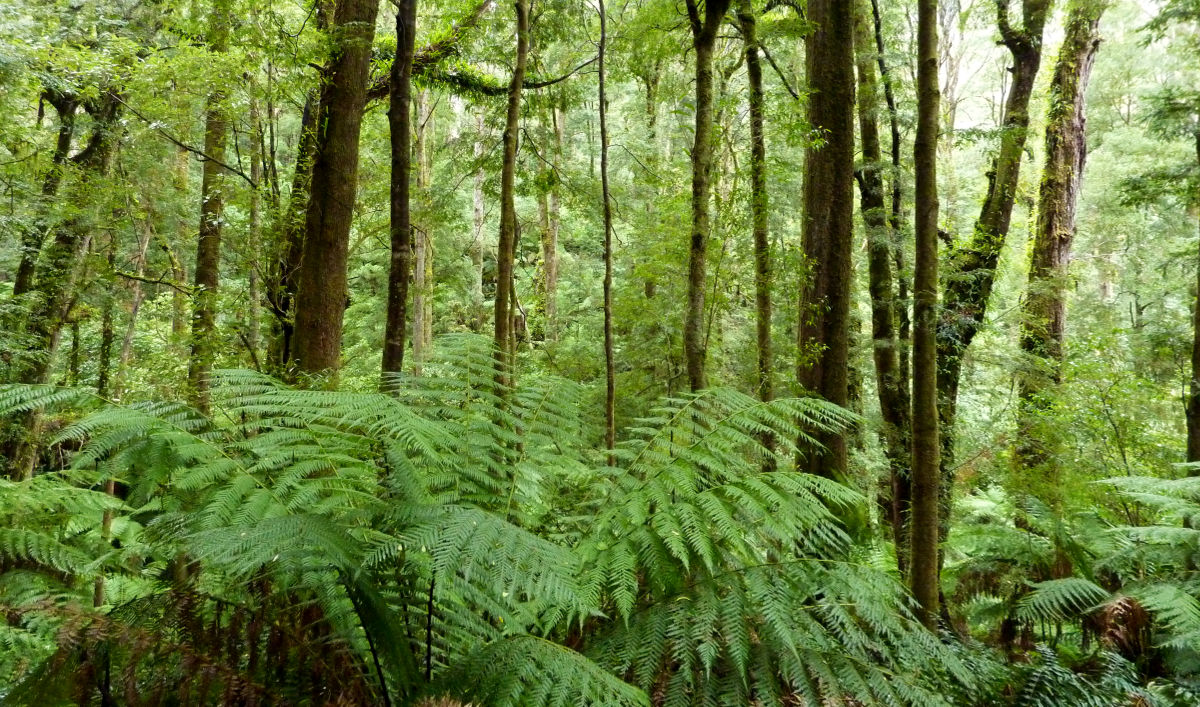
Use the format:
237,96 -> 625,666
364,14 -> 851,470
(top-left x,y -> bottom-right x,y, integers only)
1,0 -> 1200,705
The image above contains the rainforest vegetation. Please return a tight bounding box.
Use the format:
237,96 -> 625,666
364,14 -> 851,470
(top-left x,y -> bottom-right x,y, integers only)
1,0 -> 1200,704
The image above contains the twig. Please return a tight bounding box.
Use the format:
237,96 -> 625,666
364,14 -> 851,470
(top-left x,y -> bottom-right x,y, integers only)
760,44 -> 799,100
114,269 -> 194,295
114,96 -> 258,188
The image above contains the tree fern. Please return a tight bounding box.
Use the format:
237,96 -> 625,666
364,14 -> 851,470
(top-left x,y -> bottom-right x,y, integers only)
0,338 -> 973,704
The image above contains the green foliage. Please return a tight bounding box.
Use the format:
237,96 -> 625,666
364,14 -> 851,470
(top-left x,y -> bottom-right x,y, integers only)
0,336 -> 969,705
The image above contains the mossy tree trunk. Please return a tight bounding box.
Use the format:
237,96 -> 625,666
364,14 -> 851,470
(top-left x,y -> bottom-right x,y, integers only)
1016,1 -> 1104,498
292,0 -> 380,379
383,0 -> 417,380
936,0 -> 1051,529
855,0 -> 912,574
187,0 -> 232,412
494,0 -> 531,381
682,0 -> 731,392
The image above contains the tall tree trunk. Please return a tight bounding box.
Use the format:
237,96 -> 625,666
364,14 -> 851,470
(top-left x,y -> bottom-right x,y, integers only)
170,147 -> 190,341
268,92 -> 319,375
412,91 -> 435,371
797,0 -> 856,479
494,0 -> 531,381
8,92 -> 121,478
471,110 -> 486,333
599,0 -> 616,458
247,97 -> 263,363
187,0 -> 232,412
682,0 -> 731,392
737,0 -> 771,405
1017,2 -> 1103,490
538,103 -> 563,342
21,93 -> 122,385
910,0 -> 941,629
871,0 -> 911,386
937,0 -> 1050,507
855,0 -> 912,574
97,235 -> 117,398
292,0 -> 380,378
383,0 -> 416,379
12,90 -> 77,301
1190,129 -> 1200,466
412,92 -> 436,369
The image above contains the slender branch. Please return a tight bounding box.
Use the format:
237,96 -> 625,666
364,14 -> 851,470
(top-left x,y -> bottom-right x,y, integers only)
760,43 -> 799,100
114,269 -> 194,295
114,96 -> 258,188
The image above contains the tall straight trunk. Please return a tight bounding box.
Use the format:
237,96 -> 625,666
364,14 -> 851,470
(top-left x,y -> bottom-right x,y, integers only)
412,91 -> 434,370
737,0 -> 771,405
247,98 -> 263,362
937,0 -> 1050,496
412,91 -> 436,372
69,320 -> 81,386
97,235 -> 117,398
13,90 -> 77,300
1190,131 -> 1200,465
855,0 -> 912,573
267,2 -> 333,365
413,231 -> 428,369
471,110 -> 486,333
682,0 -> 731,392
187,0 -> 232,412
268,92 -> 319,374
170,147 -> 190,340
292,0 -> 380,377
797,0 -> 856,479
1017,2 -> 1103,485
871,0 -> 911,385
538,104 -> 563,341
910,0 -> 941,629
599,0 -> 616,457
493,0 -> 531,379
382,0 -> 417,379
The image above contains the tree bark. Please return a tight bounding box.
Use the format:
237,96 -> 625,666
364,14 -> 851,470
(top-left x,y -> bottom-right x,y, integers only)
267,92 -> 319,375
855,0 -> 912,574
471,110 -> 487,333
412,91 -> 435,371
187,0 -> 232,412
1190,129 -> 1200,465
1016,2 -> 1102,489
871,0 -> 911,387
797,0 -> 856,479
910,0 -> 941,629
170,147 -> 190,341
536,104 -> 562,342
737,0 -> 771,406
12,90 -> 77,301
493,0 -> 531,381
292,0 -> 380,378
599,0 -> 616,458
937,0 -> 1050,501
682,0 -> 731,392
21,93 -> 122,384
382,0 -> 417,380
247,97 -> 263,363
97,235 -> 117,398
7,92 -> 121,478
